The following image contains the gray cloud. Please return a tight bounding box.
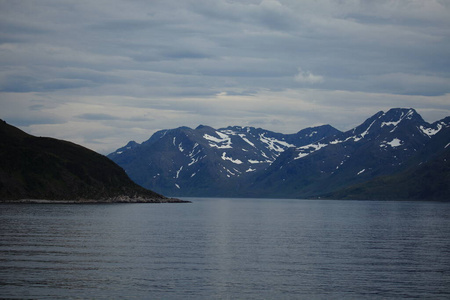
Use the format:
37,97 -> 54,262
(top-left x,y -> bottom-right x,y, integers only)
6,116 -> 65,127
76,113 -> 122,121
0,0 -> 449,153
295,68 -> 324,84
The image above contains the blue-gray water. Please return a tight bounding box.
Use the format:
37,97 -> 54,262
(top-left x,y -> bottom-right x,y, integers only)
1,198 -> 450,299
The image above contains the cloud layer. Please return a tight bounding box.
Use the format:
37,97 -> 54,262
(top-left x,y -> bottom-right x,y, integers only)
1,0 -> 449,153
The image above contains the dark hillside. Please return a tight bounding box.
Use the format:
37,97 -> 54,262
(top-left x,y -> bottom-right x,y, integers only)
322,148 -> 450,201
0,120 -> 187,203
322,125 -> 450,201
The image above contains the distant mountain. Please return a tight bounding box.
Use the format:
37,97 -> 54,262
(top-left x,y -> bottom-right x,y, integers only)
322,121 -> 450,200
108,124 -> 341,197
109,108 -> 450,200
247,108 -> 450,198
0,120 -> 187,203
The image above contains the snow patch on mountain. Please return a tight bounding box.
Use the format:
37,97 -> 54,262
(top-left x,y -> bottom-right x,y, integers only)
296,152 -> 310,159
221,152 -> 243,164
335,157 -> 349,170
380,138 -> 403,148
226,168 -> 237,177
239,134 -> 255,147
330,139 -> 342,145
187,144 -> 203,166
294,142 -> 328,160
248,159 -> 270,164
175,166 -> 183,178
189,143 -> 199,156
308,131 -> 317,137
260,151 -> 271,161
354,119 -> 377,142
420,124 -> 443,137
204,132 -> 232,149
382,120 -> 402,127
387,138 -> 402,147
259,133 -> 295,152
381,109 -> 415,128
188,157 -> 199,166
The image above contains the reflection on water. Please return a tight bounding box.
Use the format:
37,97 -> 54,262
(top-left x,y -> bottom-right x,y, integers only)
1,199 -> 450,299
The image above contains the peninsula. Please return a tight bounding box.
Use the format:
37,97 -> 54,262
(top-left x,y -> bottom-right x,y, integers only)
0,120 -> 189,203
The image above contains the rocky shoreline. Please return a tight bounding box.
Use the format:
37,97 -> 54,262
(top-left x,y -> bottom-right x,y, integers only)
1,120 -> 191,205
0,196 -> 191,204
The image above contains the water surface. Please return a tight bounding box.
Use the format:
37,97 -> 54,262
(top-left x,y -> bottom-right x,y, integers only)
1,198 -> 450,299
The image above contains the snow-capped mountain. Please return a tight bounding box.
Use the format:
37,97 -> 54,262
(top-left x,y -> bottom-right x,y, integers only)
108,124 -> 340,196
108,108 -> 450,198
248,108 -> 450,198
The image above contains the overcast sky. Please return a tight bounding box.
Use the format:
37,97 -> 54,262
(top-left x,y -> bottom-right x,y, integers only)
1,0 -> 450,154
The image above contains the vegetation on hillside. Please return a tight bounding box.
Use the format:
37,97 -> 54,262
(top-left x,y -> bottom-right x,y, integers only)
0,120 -> 187,203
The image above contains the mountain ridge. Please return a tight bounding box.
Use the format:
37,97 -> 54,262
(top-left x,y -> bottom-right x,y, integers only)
108,123 -> 342,196
109,108 -> 450,200
247,108 -> 450,199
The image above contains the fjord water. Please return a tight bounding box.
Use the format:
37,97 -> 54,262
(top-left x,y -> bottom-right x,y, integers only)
1,199 -> 450,299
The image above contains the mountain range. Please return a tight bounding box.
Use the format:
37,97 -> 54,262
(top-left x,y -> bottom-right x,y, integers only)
109,108 -> 450,200
0,120 -> 187,203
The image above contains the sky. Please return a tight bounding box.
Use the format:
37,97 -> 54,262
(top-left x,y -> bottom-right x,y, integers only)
1,0 -> 450,154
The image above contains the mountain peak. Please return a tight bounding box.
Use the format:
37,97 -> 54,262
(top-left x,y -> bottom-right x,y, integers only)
107,108 -> 449,199
380,108 -> 424,124
349,108 -> 426,141
125,140 -> 138,147
195,125 -> 210,130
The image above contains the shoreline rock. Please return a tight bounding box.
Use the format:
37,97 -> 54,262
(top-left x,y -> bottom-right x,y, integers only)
0,197 -> 191,204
